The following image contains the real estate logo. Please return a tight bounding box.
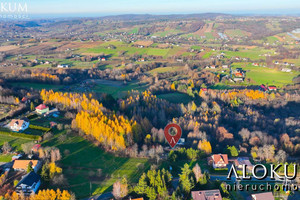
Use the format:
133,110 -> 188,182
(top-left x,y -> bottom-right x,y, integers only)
0,1 -> 29,19
226,164 -> 299,192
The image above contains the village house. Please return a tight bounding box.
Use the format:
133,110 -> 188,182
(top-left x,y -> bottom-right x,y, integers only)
208,154 -> 228,169
21,97 -> 30,103
8,118 -> 29,132
31,144 -> 41,153
232,157 -> 253,172
12,160 -> 42,173
268,85 -> 277,91
251,192 -> 274,200
222,65 -> 228,69
260,84 -> 268,92
35,104 -> 49,115
191,189 -> 223,200
57,64 -> 69,68
281,68 -> 291,72
15,171 -> 41,196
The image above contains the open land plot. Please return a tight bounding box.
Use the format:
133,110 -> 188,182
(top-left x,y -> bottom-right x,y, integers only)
222,48 -> 275,60
148,66 -> 182,75
157,92 -> 193,104
90,80 -> 149,99
42,134 -> 150,198
231,63 -> 300,86
224,29 -> 250,38
0,104 -> 17,119
10,82 -> 65,91
0,134 -> 34,152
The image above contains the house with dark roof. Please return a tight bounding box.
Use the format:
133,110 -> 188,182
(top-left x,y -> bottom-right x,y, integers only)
251,192 -> 274,200
15,171 -> 41,195
192,189 -> 223,200
231,157 -> 253,172
208,154 -> 228,169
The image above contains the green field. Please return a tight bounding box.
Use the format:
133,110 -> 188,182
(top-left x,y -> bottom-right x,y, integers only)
91,80 -> 149,98
157,92 -> 193,104
10,82 -> 65,91
225,29 -> 248,37
148,66 -> 182,74
151,29 -> 182,37
0,153 -> 14,162
82,41 -> 181,58
232,63 -> 300,86
42,134 -> 150,198
264,36 -> 279,44
0,134 -> 34,152
222,48 -> 275,60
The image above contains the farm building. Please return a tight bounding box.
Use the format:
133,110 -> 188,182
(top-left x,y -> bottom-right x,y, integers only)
8,118 -> 29,132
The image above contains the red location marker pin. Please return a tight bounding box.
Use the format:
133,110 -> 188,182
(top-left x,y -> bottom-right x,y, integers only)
164,123 -> 182,148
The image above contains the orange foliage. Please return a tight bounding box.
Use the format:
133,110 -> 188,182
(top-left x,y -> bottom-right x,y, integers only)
40,90 -> 133,150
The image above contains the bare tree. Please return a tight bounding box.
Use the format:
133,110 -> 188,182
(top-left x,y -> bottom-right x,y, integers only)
2,142 -> 12,153
193,163 -> 202,183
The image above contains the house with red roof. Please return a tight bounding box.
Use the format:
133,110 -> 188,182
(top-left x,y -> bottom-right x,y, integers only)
192,189 -> 223,200
35,104 -> 49,115
32,144 -> 41,152
21,97 -> 30,103
8,119 -> 29,132
260,84 -> 268,92
251,192 -> 274,200
268,86 -> 277,91
208,154 -> 228,169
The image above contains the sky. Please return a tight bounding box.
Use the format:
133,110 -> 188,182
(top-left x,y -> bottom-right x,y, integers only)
6,0 -> 300,17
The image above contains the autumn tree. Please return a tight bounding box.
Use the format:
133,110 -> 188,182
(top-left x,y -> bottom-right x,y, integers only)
112,178 -> 128,199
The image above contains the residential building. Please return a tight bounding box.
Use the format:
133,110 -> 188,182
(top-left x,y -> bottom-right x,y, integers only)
192,189 -> 223,200
35,104 -> 49,115
232,157 -> 253,172
268,86 -> 277,91
251,192 -> 275,200
208,154 -> 228,169
8,119 -> 29,132
57,64 -> 69,68
12,160 -> 42,173
15,171 -> 41,195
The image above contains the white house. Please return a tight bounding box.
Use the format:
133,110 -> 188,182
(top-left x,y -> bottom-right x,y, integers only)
208,154 -> 228,169
8,119 -> 29,132
57,64 -> 69,68
281,68 -> 291,72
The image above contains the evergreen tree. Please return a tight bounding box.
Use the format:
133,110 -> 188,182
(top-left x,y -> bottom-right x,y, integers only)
30,102 -> 35,111
27,163 -> 34,173
179,164 -> 194,195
